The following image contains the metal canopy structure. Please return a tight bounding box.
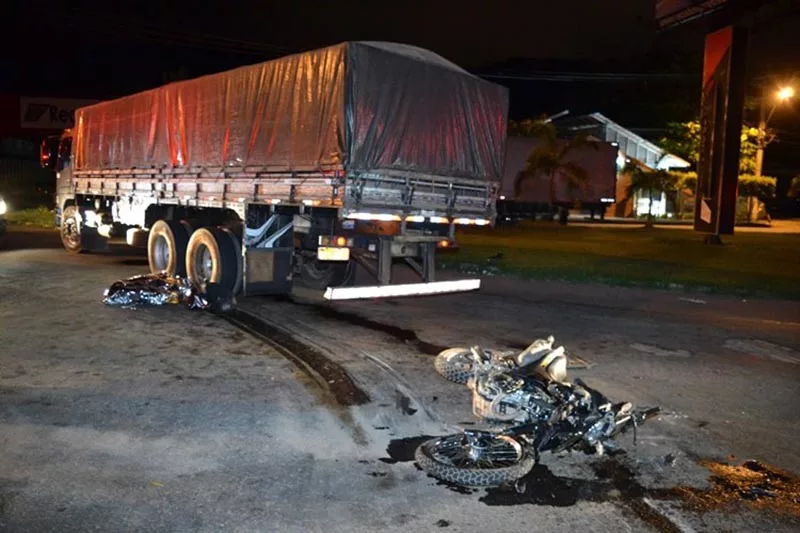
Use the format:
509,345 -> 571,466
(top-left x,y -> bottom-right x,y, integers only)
655,0 -> 768,30
554,112 -> 690,170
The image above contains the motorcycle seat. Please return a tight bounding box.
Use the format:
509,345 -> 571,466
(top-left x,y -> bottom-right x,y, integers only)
518,345 -> 568,383
516,336 -> 555,367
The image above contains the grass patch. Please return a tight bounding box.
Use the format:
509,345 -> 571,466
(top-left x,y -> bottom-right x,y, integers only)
442,223 -> 800,299
6,207 -> 55,228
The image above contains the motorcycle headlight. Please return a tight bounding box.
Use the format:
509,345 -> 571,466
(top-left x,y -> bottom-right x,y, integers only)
0,199 -> 7,216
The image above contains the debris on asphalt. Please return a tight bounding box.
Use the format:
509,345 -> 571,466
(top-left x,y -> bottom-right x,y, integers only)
664,453 -> 677,467
102,272 -> 209,309
456,263 -> 501,276
675,459 -> 800,516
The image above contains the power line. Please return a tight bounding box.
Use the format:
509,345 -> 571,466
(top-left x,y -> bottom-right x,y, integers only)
35,7 -> 296,57
478,72 -> 697,82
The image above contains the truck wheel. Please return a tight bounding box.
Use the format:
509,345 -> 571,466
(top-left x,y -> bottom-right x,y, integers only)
60,205 -> 85,253
148,220 -> 191,276
297,258 -> 355,290
220,226 -> 243,295
185,227 -> 238,294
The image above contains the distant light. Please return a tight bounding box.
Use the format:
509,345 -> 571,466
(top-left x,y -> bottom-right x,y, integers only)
616,151 -> 626,170
601,198 -> 615,203
499,195 -> 506,200
777,86 -> 795,101
0,199 -> 7,215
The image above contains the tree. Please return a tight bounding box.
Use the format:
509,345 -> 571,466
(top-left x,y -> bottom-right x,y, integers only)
788,176 -> 800,198
624,163 -> 673,228
658,121 -> 701,164
657,120 -> 761,174
667,170 -> 697,219
738,174 -> 777,223
658,121 -> 776,223
509,116 -> 597,224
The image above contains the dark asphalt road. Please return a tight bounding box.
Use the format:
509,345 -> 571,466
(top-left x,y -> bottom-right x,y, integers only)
1,225 -> 799,532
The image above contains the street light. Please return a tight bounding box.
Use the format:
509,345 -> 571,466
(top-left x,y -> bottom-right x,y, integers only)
777,86 -> 795,101
755,84 -> 795,178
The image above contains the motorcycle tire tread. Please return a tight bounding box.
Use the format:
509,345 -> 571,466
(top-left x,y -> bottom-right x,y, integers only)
434,348 -> 474,385
415,437 -> 535,487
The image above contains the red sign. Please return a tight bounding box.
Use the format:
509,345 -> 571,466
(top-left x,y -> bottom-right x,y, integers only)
694,26 -> 748,236
19,97 -> 97,130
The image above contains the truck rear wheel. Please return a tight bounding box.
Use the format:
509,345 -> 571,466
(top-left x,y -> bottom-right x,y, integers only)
297,258 -> 355,290
147,220 -> 191,276
185,227 -> 239,294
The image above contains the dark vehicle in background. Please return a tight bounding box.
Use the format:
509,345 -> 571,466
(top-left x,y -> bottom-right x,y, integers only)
496,136 -> 617,224
41,42 -> 508,300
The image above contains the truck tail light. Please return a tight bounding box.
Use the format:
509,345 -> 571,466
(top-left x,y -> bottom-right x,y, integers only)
319,235 -> 353,247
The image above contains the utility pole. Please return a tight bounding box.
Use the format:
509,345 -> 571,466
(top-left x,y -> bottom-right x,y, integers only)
756,84 -> 795,178
755,87 -> 766,178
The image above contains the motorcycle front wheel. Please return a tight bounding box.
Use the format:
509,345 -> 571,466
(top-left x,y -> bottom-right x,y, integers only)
415,433 -> 535,487
433,348 -> 474,384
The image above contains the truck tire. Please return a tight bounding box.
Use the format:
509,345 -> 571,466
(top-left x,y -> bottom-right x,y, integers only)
60,205 -> 85,253
297,258 -> 355,290
147,220 -> 191,276
220,226 -> 243,295
185,227 -> 238,294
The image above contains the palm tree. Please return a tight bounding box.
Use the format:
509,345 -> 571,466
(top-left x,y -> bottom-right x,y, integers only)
624,163 -> 673,228
512,117 -> 596,224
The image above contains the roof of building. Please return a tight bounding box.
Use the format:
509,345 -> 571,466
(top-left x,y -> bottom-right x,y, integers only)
554,112 -> 691,170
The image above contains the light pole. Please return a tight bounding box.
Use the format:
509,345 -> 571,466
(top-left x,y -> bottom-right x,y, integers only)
755,85 -> 795,178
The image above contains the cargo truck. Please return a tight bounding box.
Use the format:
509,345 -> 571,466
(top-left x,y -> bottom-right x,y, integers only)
41,42 -> 509,300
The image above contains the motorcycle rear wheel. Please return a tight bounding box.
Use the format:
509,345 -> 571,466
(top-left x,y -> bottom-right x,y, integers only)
415,433 -> 535,487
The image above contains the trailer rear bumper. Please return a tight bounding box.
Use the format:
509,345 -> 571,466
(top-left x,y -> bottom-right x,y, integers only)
323,278 -> 480,301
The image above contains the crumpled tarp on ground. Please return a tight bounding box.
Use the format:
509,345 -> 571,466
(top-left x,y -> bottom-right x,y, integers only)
74,42 -> 509,180
103,273 -> 209,310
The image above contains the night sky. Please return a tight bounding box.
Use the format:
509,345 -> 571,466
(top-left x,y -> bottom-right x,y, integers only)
5,0 -> 800,176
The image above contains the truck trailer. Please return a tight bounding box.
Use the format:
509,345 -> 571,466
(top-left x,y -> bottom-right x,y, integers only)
496,135 -> 617,224
41,42 -> 509,300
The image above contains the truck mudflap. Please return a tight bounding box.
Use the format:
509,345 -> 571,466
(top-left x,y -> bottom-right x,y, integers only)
322,278 -> 481,301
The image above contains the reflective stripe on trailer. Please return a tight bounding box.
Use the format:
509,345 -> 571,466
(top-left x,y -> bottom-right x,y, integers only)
323,279 -> 481,301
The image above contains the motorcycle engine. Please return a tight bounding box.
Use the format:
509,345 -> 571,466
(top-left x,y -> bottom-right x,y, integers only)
471,370 -> 554,423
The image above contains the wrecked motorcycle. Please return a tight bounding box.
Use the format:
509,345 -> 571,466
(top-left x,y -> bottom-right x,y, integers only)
434,336 -> 557,385
418,344 -> 658,487
103,272 -> 210,309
